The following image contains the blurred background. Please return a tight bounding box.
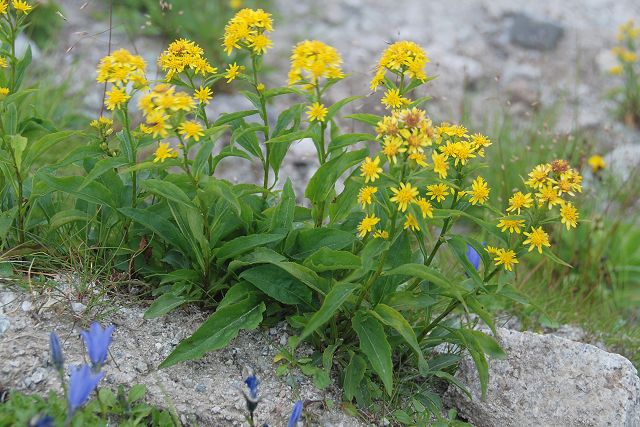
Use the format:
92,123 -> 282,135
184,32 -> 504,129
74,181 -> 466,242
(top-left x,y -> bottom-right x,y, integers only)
22,0 -> 640,362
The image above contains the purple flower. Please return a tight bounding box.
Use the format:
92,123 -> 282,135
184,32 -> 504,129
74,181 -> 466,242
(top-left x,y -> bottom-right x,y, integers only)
287,400 -> 303,427
465,244 -> 481,271
80,322 -> 114,368
67,364 -> 104,413
49,332 -> 64,371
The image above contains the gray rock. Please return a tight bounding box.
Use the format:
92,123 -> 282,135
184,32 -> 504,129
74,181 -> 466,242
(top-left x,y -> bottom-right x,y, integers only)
71,302 -> 86,314
445,328 -> 640,427
604,143 -> 640,183
0,315 -> 9,336
509,13 -> 564,51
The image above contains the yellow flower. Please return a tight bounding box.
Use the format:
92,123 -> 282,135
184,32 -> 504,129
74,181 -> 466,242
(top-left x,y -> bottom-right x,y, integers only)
357,214 -> 380,238
158,39 -> 216,80
382,138 -> 405,164
306,102 -> 328,122
0,1 -> 7,14
432,152 -> 448,179
223,8 -> 273,55
523,226 -> 551,254
560,202 -> 579,230
0,56 -> 7,68
371,41 -> 429,91
471,133 -> 492,152
493,248 -> 519,271
225,62 -> 245,83
381,88 -> 410,110
426,183 -> 449,203
588,155 -> 606,173
506,191 -> 533,215
12,0 -> 31,13
357,186 -> 378,209
153,142 -> 178,163
194,86 -> 213,104
485,246 -> 500,256
178,120 -> 205,142
0,87 -> 9,98
409,152 -> 427,167
525,163 -> 552,189
141,111 -> 171,138
468,176 -> 490,205
609,65 -> 623,75
442,141 -> 476,166
403,213 -> 420,232
390,182 -> 419,212
229,0 -> 242,8
288,40 -> 344,86
256,83 -> 265,92
96,48 -> 147,86
497,218 -> 525,234
360,157 -> 383,183
536,184 -> 561,209
415,197 -> 434,219
373,230 -> 389,239
105,87 -> 130,110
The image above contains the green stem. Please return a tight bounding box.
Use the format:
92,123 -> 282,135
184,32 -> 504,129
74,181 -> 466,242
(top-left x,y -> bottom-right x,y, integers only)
251,56 -> 271,199
314,85 -> 328,227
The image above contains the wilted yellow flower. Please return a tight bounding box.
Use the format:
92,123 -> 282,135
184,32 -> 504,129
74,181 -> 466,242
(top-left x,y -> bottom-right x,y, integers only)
588,155 -> 606,173
360,157 -> 383,183
357,214 -> 380,238
492,248 -> 519,271
426,183 -> 449,203
403,213 -> 420,232
194,86 -> 213,104
306,102 -> 328,122
153,142 -> 178,163
225,62 -> 245,83
12,0 -> 31,13
105,87 -> 130,110
560,202 -> 579,230
371,40 -> 429,91
223,8 -> 273,55
178,121 -> 205,142
468,176 -> 490,205
523,226 -> 551,253
390,182 -> 419,212
288,40 -> 344,86
357,186 -> 378,209
497,218 -> 525,234
506,191 -> 533,215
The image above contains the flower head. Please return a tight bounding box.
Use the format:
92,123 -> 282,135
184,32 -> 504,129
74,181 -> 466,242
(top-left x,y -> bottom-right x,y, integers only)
225,62 -> 245,83
158,39 -> 216,81
306,102 -> 328,122
153,142 -> 178,163
357,186 -> 378,209
0,87 -> 9,98
223,8 -> 273,55
288,40 -> 344,86
497,218 -> 525,234
96,48 -> 147,86
523,226 -> 551,254
360,157 -> 383,183
403,213 -> 420,231
506,191 -> 533,215
287,400 -> 304,427
381,88 -> 410,110
12,0 -> 32,14
426,183 -> 449,203
178,120 -> 205,142
67,364 -> 104,413
560,202 -> 579,230
49,332 -> 64,371
431,152 -> 449,179
105,87 -> 130,110
525,163 -> 552,189
390,182 -> 419,212
465,244 -> 481,270
371,41 -> 429,91
588,155 -> 606,174
492,248 -> 518,271
194,86 -> 213,105
357,214 -> 380,238
80,322 -> 114,368
415,197 -> 433,219
468,176 -> 490,205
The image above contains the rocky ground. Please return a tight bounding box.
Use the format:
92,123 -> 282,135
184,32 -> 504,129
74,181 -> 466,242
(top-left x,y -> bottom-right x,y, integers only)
0,280 -> 365,426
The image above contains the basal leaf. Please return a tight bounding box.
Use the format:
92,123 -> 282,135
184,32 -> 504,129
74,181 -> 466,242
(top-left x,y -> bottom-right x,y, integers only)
352,311 -> 393,396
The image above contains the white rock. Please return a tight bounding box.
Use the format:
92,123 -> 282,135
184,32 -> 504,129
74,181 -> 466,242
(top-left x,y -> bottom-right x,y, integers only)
21,300 -> 33,312
604,143 -> 640,182
71,302 -> 86,314
445,328 -> 640,426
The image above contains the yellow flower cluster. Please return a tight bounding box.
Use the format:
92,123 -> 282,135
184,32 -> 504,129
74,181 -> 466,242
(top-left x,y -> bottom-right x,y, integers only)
357,107 -> 492,239
96,49 -> 147,111
370,41 -> 429,91
610,21 -> 639,74
288,40 -> 344,86
0,0 -> 32,14
616,20 -> 640,42
138,84 -> 195,138
158,39 -> 217,81
223,8 -> 273,55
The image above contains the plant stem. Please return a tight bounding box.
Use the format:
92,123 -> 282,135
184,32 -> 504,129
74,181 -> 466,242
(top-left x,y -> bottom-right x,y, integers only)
251,56 -> 271,200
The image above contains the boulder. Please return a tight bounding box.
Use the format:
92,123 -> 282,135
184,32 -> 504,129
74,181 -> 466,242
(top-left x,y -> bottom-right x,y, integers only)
445,328 -> 640,427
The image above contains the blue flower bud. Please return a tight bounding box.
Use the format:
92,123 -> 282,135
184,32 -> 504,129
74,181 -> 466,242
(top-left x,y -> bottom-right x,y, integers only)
465,244 -> 481,271
67,364 -> 104,414
80,322 -> 114,368
49,332 -> 64,371
287,400 -> 303,427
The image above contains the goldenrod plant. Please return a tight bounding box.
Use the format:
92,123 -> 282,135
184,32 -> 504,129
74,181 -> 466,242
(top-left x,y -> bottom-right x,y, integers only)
1,4 -> 588,422
609,20 -> 640,127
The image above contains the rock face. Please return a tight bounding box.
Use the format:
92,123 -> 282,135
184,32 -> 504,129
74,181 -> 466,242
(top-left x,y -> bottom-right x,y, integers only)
508,13 -> 565,51
445,328 -> 640,427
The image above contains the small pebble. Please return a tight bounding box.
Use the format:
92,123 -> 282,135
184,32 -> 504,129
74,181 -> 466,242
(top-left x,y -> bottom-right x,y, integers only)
71,302 -> 86,314
21,300 -> 33,312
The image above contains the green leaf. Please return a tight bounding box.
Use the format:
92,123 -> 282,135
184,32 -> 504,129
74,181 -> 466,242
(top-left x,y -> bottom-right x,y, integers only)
305,149 -> 368,204
266,129 -> 309,145
2,103 -> 17,135
344,353 -> 367,401
144,292 -> 197,319
240,264 -> 313,307
48,209 -> 89,229
326,96 -> 362,122
383,263 -> 454,290
0,207 -> 17,242
263,86 -> 304,99
269,179 -> 295,235
79,156 -> 128,190
286,227 -> 356,260
213,109 -> 259,126
345,113 -> 382,126
328,133 -> 373,153
216,233 -> 285,265
352,311 -> 393,396
23,130 -> 76,170
298,282 -> 359,343
160,297 -> 265,368
118,207 -> 191,255
128,384 -> 147,403
303,247 -> 362,272
9,135 -> 28,172
447,236 -> 483,286
38,174 -> 116,207
192,125 -> 228,177
371,304 -> 426,368
541,247 -> 573,268
141,179 -> 196,210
